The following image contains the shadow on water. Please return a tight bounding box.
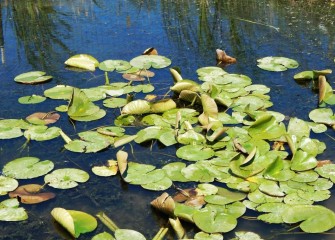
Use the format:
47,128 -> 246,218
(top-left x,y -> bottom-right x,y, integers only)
0,0 -> 335,239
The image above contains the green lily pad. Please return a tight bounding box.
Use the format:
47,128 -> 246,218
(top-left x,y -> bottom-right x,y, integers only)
3,157 -> 54,179
194,232 -> 223,240
97,126 -> 125,137
14,71 -> 52,84
64,131 -> 111,153
282,205 -> 335,233
64,54 -> 99,71
45,168 -> 89,189
18,95 -> 46,104
130,55 -> 171,69
233,231 -> 264,240
290,149 -> 317,171
92,232 -> 114,240
162,162 -> 189,182
141,176 -> 172,191
124,163 -> 165,185
196,66 -> 227,82
248,115 -> 285,140
99,60 -> 131,72
309,108 -> 335,126
92,161 -> 118,177
257,57 -> 299,72
44,85 -> 74,100
68,88 -> 101,118
315,164 -> 335,183
0,198 -> 28,221
51,207 -> 97,238
193,208 -> 237,233
204,187 -> 246,205
103,98 -> 128,108
114,229 -> 146,240
176,145 -> 215,161
0,176 -> 19,195
135,126 -> 177,146
0,126 -> 23,139
181,163 -> 215,182
24,126 -> 61,141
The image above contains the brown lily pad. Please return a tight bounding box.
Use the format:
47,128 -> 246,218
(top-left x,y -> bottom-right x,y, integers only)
216,49 -> 237,67
151,192 -> 175,215
143,47 -> 158,55
9,184 -> 55,204
26,112 -> 60,125
173,188 -> 205,208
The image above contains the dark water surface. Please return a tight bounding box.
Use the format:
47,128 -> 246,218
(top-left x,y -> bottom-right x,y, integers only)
0,0 -> 335,239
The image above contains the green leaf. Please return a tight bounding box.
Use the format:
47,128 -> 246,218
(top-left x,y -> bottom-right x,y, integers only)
0,199 -> 28,221
18,95 -> 46,104
14,71 -> 52,84
309,108 -> 335,126
0,176 -> 19,195
99,60 -> 131,72
290,149 -> 317,171
204,187 -> 246,205
64,131 -> 111,153
45,168 -> 89,189
64,54 -> 99,71
130,55 -> 171,69
257,57 -> 299,72
115,229 -> 146,240
24,126 -> 61,141
3,157 -> 54,179
44,85 -> 74,100
176,145 -> 215,161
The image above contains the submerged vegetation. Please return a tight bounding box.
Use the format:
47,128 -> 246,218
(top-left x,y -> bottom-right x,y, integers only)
0,49 -> 335,239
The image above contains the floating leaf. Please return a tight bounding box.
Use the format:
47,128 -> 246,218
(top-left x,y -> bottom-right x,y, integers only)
150,192 -> 175,216
193,208 -> 237,233
99,60 -> 131,72
9,184 -> 55,204
18,95 -> 46,104
103,98 -> 128,108
309,108 -> 335,126
51,207 -> 97,238
162,162 -> 189,182
44,85 -> 74,100
26,112 -> 60,125
114,229 -> 146,240
291,150 -> 317,171
14,71 -> 52,84
204,187 -> 246,205
0,198 -> 28,221
92,160 -> 118,177
130,55 -> 171,69
233,231 -> 264,240
257,57 -> 299,72
3,157 -> 54,179
0,176 -> 19,196
68,88 -> 101,118
24,125 -> 61,141
45,168 -> 89,189
64,54 -> 99,71
176,145 -> 215,161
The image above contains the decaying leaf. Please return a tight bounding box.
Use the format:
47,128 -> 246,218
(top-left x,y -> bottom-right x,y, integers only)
116,150 -> 128,178
9,184 -> 55,204
173,188 -> 206,208
150,192 -> 175,215
143,47 -> 158,55
317,160 -> 332,168
216,49 -> 237,67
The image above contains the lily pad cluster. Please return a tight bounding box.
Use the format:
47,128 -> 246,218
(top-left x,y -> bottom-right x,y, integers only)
2,51 -> 335,239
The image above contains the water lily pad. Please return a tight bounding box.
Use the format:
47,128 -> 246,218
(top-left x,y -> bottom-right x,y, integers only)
26,112 -> 60,125
64,131 -> 111,153
291,149 -> 317,171
99,60 -> 131,72
124,164 -> 165,185
309,108 -> 335,126
248,115 -> 285,140
257,57 -> 299,72
51,207 -> 97,238
315,164 -> 335,182
103,98 -> 128,108
68,88 -> 101,118
97,126 -> 125,137
194,232 -> 223,240
18,95 -> 46,104
141,176 -> 172,191
92,232 -> 114,240
0,198 -> 28,221
3,157 -> 54,179
130,55 -> 171,69
135,126 -> 177,146
193,208 -> 237,233
204,187 -> 246,205
44,85 -> 74,100
92,160 -> 118,177
176,145 -> 215,161
24,126 -> 61,141
45,168 -> 89,189
0,176 -> 19,195
114,229 -> 146,240
162,162 -> 189,182
64,54 -> 99,71
233,231 -> 264,240
0,126 -> 23,139
14,71 -> 52,84
196,66 -> 227,82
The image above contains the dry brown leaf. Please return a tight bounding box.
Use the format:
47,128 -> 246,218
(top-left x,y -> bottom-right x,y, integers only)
317,160 -> 332,167
9,184 -> 55,204
143,47 -> 158,55
318,75 -> 327,103
151,192 -> 175,215
216,49 -> 237,67
116,150 -> 128,178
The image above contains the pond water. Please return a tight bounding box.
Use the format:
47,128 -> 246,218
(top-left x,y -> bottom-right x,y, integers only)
0,0 -> 335,239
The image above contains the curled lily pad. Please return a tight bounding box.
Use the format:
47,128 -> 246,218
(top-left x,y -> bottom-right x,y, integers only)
51,207 -> 97,238
18,95 -> 46,104
92,160 -> 118,177
45,168 -> 89,189
64,54 -> 99,71
0,198 -> 28,221
121,99 -> 151,115
130,55 -> 171,69
9,184 -> 55,204
257,57 -> 299,72
14,71 -> 52,84
3,157 -> 54,179
0,176 -> 19,196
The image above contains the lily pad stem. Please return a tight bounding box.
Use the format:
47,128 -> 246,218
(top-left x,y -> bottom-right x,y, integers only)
59,129 -> 72,144
96,212 -> 119,232
152,227 -> 169,240
104,72 -> 110,85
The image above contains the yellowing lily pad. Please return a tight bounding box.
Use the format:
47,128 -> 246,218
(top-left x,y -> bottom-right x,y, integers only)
0,198 -> 28,221
14,71 -> 52,84
64,54 -> 99,71
0,176 -> 19,196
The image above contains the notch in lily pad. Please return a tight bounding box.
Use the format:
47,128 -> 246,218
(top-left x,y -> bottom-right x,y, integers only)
44,168 -> 89,189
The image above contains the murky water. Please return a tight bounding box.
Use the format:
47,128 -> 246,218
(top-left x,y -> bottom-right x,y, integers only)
0,0 -> 335,239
